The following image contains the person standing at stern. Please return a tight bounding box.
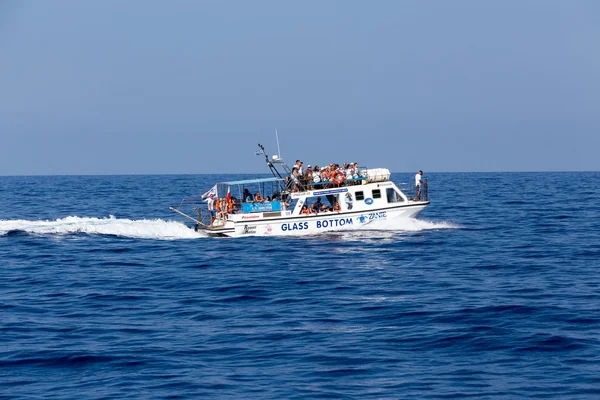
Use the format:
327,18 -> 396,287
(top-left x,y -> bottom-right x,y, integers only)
207,193 -> 216,224
415,170 -> 424,201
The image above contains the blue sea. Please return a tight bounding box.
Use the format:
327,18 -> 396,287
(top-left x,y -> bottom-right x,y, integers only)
1,172 -> 599,399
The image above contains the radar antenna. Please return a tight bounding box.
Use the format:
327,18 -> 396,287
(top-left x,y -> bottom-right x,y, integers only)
258,144 -> 283,180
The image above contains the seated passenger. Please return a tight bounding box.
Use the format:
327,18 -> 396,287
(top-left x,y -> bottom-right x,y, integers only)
218,198 -> 228,220
352,163 -> 360,183
304,166 -> 313,184
312,167 -> 322,186
243,189 -> 252,202
321,167 -> 331,183
230,198 -> 239,214
309,203 -> 319,214
300,205 -> 309,215
254,193 -> 264,203
314,197 -> 323,210
345,163 -> 353,179
333,201 -> 341,212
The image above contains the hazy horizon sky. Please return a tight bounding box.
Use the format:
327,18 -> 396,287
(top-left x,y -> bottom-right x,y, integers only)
1,0 -> 599,175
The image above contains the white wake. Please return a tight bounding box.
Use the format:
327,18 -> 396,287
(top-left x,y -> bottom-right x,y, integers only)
361,217 -> 460,232
0,216 -> 206,240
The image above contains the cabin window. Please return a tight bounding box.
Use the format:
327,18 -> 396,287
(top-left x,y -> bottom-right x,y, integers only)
355,191 -> 364,201
304,195 -> 336,213
386,188 -> 404,203
372,189 -> 381,199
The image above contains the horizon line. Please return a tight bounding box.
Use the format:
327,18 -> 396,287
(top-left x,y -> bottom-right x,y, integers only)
0,170 -> 598,178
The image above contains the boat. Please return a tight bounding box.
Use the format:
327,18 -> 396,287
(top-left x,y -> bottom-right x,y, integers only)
169,144 -> 429,237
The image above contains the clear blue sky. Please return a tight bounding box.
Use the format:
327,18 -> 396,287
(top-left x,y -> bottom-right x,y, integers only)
1,0 -> 598,175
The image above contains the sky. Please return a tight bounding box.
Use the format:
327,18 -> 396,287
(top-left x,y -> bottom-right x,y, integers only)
1,0 -> 599,175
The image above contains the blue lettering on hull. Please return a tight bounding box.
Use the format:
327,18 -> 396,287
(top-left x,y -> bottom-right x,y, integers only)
316,218 -> 353,229
281,222 -> 309,231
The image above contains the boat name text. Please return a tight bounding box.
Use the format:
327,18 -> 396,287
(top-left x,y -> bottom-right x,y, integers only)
281,218 -> 354,231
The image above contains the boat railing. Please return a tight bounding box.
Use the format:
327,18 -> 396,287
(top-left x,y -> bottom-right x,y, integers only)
406,180 -> 429,202
304,177 -> 364,190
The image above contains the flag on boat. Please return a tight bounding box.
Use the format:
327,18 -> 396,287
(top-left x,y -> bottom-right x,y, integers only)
201,184 -> 218,201
226,186 -> 231,204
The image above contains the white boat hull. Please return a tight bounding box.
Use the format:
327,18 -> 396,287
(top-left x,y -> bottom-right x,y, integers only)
205,201 -> 428,237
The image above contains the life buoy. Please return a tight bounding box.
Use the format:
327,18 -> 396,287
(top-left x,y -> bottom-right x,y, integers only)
332,170 -> 345,185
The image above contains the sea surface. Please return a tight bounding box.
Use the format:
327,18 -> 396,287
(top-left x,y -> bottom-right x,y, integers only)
1,172 -> 599,399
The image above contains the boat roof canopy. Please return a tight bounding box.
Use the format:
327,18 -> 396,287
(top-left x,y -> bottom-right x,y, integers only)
222,177 -> 285,186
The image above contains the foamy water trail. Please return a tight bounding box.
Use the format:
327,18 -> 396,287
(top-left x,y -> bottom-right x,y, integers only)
328,218 -> 459,241
0,216 -> 458,240
364,217 -> 460,232
0,216 -> 206,240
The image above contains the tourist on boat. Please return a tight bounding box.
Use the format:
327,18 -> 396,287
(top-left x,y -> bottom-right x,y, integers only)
214,197 -> 220,214
304,165 -> 313,185
221,198 -> 229,220
295,160 -> 303,175
415,170 -> 424,201
309,203 -> 319,214
352,163 -> 360,183
300,205 -> 309,215
312,166 -> 322,188
291,167 -> 300,185
254,192 -> 264,203
333,201 -> 341,212
344,163 -> 354,183
243,189 -> 252,202
292,167 -> 306,191
281,196 -> 291,211
212,197 -> 226,224
321,167 -> 331,184
313,197 -> 324,211
207,193 -> 216,224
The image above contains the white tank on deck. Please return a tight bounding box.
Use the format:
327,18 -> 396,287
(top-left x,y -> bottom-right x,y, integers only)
361,168 -> 391,183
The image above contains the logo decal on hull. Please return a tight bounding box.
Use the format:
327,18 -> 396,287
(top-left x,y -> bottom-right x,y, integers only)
357,212 -> 387,224
243,225 -> 257,234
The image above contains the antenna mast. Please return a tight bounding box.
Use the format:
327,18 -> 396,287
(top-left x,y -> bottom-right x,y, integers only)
258,144 -> 283,180
275,129 -> 281,159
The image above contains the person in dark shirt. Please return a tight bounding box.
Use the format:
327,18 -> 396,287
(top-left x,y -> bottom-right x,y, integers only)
243,188 -> 253,202
314,197 -> 323,211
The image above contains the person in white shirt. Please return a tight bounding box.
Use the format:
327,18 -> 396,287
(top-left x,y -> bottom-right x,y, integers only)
295,160 -> 303,176
207,193 -> 216,224
415,170 -> 424,201
313,166 -> 321,184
